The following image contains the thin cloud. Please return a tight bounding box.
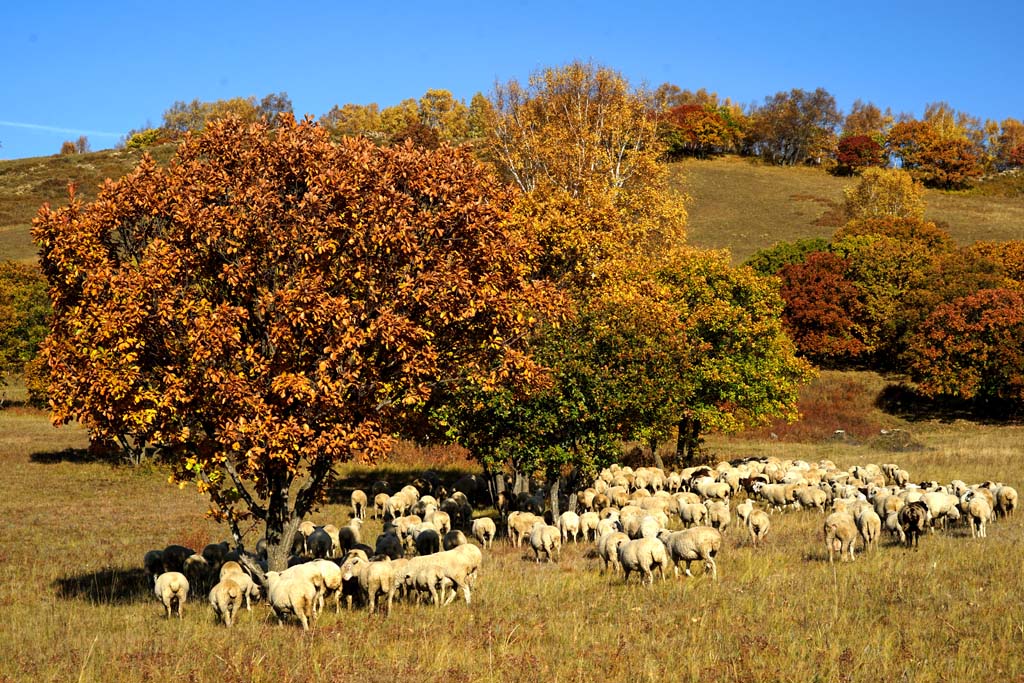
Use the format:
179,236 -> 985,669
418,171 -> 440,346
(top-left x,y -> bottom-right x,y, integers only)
0,120 -> 121,138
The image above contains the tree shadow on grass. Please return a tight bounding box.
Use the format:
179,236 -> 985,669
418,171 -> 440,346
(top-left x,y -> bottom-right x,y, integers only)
53,567 -> 152,605
876,383 -> 1023,425
30,447 -> 118,465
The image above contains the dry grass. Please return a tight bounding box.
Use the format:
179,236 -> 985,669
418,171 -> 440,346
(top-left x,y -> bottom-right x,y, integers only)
676,156 -> 1024,263
2,383 -> 1023,682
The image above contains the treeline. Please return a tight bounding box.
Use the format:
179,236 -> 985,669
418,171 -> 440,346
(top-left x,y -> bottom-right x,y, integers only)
125,83 -> 1024,191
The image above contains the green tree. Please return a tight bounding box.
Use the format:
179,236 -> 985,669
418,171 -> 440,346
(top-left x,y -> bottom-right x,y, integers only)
33,115 -> 560,569
0,261 -> 51,384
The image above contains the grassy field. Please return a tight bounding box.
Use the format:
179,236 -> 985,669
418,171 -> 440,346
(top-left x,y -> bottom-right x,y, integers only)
677,156 -> 1024,263
1,371 -> 1022,683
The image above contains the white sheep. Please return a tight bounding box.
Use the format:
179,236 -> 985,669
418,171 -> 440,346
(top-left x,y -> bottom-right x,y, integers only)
617,537 -> 669,586
679,502 -> 709,528
529,523 -> 561,563
443,530 -> 468,550
154,571 -> 189,619
373,492 -> 390,520
400,543 -> 482,605
263,570 -> 317,630
350,489 -> 368,520
471,517 -> 497,549
579,511 -> 600,541
658,527 -> 722,580
219,561 -> 260,610
506,511 -> 543,547
558,511 -> 581,543
746,509 -> 771,547
967,495 -> 992,538
209,577 -> 244,627
705,501 -> 731,533
340,553 -> 396,615
823,511 -> 858,562
855,507 -> 881,551
404,563 -> 454,607
597,531 -> 630,575
994,485 -> 1018,519
735,500 -> 753,526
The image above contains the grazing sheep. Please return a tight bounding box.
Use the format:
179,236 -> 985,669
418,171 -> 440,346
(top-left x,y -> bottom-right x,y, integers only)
529,523 -> 561,563
143,550 -> 164,585
373,492 -> 390,520
403,563 -> 453,607
705,501 -> 731,533
161,545 -> 195,574
883,511 -> 905,543
374,531 -> 404,560
471,517 -> 497,549
898,501 -> 931,549
297,520 -> 317,555
679,502 -> 709,528
400,543 -> 482,606
596,517 -> 621,539
967,495 -> 992,538
618,537 -> 669,586
558,511 -> 582,543
659,527 -> 722,579
201,542 -> 231,571
218,561 -> 260,610
995,485 -> 1018,519
209,577 -> 244,627
823,511 -> 858,563
183,553 -> 212,591
306,527 -> 334,559
338,519 -> 363,554
597,531 -> 630,575
340,554 -> 396,615
350,489 -> 368,520
756,483 -> 797,513
263,570 -> 317,630
321,525 -> 342,558
411,525 -> 441,556
154,571 -> 189,619
578,511 -> 600,541
278,560 -> 333,615
429,510 -> 452,536
746,509 -> 771,547
506,511 -> 543,548
735,500 -> 753,526
443,530 -> 468,550
855,508 -> 882,552
922,492 -> 960,532
794,486 -> 828,512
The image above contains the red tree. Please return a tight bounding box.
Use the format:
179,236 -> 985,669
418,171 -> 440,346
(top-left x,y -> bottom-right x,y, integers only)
835,135 -> 886,174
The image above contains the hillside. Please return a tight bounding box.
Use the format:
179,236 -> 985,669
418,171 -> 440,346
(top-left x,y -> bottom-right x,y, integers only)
676,155 -> 1024,263
1,147 -> 1022,264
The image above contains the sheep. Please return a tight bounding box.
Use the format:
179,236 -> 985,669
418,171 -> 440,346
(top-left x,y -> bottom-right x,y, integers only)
443,530 -> 468,550
297,520 -> 317,555
218,561 -> 260,610
183,553 -> 212,591
340,553 -> 396,615
967,495 -> 992,538
201,542 -> 231,571
306,526 -> 334,559
154,571 -> 189,618
705,501 -> 731,533
679,502 -> 709,528
409,524 -> 441,556
898,501 -> 931,548
747,509 -> 771,547
209,577 -> 244,627
374,531 -> 405,560
471,517 -> 497,549
794,486 -> 828,512
578,511 -> 600,541
823,511 -> 858,563
350,489 -> 368,520
373,492 -> 390,520
429,510 -> 452,536
596,517 -> 621,539
263,570 -> 317,630
735,500 -> 753,526
756,483 -> 797,513
658,527 -> 722,579
506,511 -> 543,547
994,485 -> 1018,519
143,550 -> 164,585
278,560 -> 334,615
321,525 -> 342,558
529,523 -> 561,563
597,531 -> 630,575
855,508 -> 882,552
558,511 -> 582,543
883,511 -> 905,543
922,492 -> 960,532
338,519 -> 363,553
618,537 -> 669,586
400,543 -> 482,606
161,545 -> 195,574
403,563 -> 454,607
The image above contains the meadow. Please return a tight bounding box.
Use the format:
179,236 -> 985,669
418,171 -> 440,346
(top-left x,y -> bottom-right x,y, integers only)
1,371 -> 1022,683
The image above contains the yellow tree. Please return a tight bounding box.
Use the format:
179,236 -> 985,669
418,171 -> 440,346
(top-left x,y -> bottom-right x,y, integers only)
843,167 -> 926,221
318,103 -> 382,141
418,89 -> 469,142
484,61 -> 687,284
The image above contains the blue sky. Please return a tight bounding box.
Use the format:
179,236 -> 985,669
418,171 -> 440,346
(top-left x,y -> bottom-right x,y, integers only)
2,0 -> 1022,160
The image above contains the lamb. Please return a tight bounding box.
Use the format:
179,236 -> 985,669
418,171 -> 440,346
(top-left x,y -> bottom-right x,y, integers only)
529,523 -> 561,563
208,577 -> 244,627
350,489 -> 368,520
658,527 -> 722,579
471,517 -> 497,549
558,511 -> 581,543
855,507 -> 882,552
597,531 -> 630,574
340,553 -> 396,615
898,501 -> 931,548
154,571 -> 189,619
443,530 -> 468,550
823,511 -> 858,563
746,509 -> 771,547
617,537 -> 669,586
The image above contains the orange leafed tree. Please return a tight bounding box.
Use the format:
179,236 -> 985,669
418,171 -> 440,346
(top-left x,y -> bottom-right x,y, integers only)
33,115 -> 560,569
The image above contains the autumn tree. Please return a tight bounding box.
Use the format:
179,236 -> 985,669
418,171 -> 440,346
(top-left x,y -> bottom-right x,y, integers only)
841,100 -> 892,140
743,238 -> 830,277
905,289 -> 1024,408
659,104 -> 740,159
318,103 -> 383,142
747,88 -> 841,165
418,89 -> 469,142
161,92 -> 293,135
887,118 -> 983,189
995,118 -> 1024,169
969,240 -> 1024,285
33,115 -> 560,569
843,168 -> 926,221
834,135 -> 886,175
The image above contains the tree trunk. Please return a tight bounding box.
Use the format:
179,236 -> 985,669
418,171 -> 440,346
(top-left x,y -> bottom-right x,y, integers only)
514,470 -> 530,495
650,437 -> 665,470
263,483 -> 299,572
676,418 -> 703,465
548,476 -> 561,520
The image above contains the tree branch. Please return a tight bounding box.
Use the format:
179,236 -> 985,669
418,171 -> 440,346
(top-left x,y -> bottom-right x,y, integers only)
223,459 -> 267,521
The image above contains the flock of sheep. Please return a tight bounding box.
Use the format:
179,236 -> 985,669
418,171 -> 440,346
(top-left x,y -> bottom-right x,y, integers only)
144,457 -> 1018,626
